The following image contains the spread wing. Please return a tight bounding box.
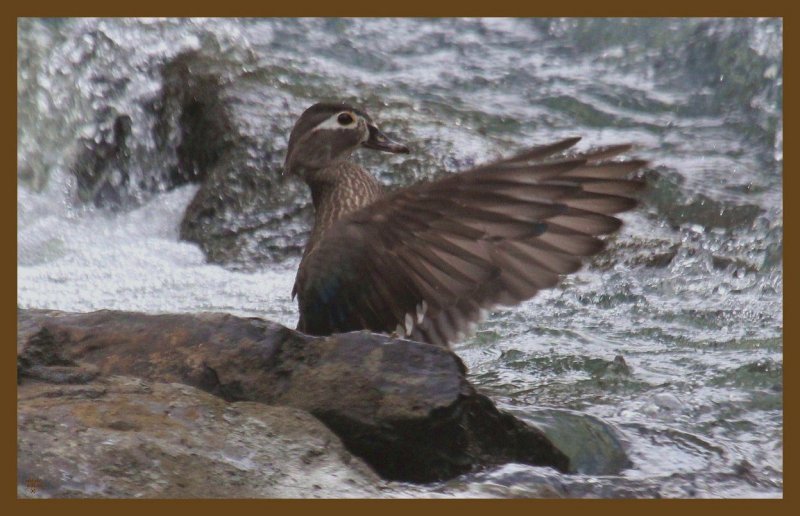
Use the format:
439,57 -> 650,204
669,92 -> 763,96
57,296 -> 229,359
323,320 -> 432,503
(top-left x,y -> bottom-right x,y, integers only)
294,137 -> 647,347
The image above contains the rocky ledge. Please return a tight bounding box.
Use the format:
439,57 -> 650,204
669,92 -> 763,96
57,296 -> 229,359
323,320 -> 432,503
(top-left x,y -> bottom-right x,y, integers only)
18,309 -> 630,497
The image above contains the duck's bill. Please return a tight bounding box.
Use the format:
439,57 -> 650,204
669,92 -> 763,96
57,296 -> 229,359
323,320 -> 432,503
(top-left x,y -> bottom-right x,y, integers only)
362,124 -> 410,154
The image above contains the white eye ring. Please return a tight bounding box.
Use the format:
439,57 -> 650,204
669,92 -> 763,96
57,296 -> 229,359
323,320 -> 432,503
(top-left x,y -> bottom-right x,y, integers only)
337,112 -> 356,126
312,112 -> 358,132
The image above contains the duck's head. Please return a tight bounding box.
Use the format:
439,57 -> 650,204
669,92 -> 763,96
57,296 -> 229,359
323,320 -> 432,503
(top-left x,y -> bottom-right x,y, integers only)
283,102 -> 409,178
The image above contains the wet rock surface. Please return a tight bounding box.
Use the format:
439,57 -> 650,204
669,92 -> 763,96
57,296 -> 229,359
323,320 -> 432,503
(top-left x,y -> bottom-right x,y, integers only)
521,409 -> 631,476
18,376 -> 381,498
17,308 -> 573,486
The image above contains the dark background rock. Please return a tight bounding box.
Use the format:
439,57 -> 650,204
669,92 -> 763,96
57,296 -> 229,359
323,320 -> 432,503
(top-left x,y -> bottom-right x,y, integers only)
152,50 -> 234,188
59,46 -> 313,265
155,51 -> 307,264
72,113 -> 133,208
18,308 -> 573,483
68,48 -> 234,209
150,50 -> 316,265
58,46 -> 462,268
152,49 -> 313,264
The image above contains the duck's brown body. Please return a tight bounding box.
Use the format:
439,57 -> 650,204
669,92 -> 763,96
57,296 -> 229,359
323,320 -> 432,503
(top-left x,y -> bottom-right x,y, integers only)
287,102 -> 645,348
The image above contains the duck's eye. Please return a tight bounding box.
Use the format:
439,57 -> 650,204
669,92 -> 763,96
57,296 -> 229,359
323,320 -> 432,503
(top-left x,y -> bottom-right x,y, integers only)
337,113 -> 354,125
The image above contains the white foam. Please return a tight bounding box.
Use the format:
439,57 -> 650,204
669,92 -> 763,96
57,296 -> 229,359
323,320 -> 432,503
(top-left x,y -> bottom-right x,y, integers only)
17,182 -> 298,328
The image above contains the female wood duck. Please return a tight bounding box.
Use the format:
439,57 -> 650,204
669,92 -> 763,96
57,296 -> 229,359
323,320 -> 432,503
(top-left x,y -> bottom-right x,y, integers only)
285,102 -> 646,348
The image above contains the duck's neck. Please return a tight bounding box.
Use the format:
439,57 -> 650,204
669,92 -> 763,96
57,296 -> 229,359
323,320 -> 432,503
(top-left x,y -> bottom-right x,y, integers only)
304,160 -> 384,254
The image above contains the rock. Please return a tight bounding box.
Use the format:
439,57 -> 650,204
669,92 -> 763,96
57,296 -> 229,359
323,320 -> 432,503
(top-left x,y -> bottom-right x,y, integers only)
652,393 -> 683,411
56,44 -> 463,266
61,46 -> 311,264
152,51 -> 234,189
177,142 -> 311,266
18,309 -> 570,483
643,169 -> 764,231
18,375 -> 381,498
72,113 -> 134,209
521,408 -> 632,475
67,47 -> 235,209
155,50 -> 312,265
604,355 -> 632,378
146,49 -> 314,265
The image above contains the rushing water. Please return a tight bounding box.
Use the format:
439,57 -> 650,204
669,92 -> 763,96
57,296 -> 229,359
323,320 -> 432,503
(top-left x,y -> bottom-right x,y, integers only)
17,18 -> 782,498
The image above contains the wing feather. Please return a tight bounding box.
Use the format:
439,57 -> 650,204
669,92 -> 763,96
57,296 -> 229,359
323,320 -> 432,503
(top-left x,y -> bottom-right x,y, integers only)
295,138 -> 647,347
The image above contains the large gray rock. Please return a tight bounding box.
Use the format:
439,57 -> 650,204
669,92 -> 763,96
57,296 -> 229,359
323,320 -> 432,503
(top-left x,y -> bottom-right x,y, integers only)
59,46 -> 460,267
61,45 -> 313,264
157,51 -> 313,265
18,308 -> 570,483
17,376 -> 381,498
72,113 -> 134,209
